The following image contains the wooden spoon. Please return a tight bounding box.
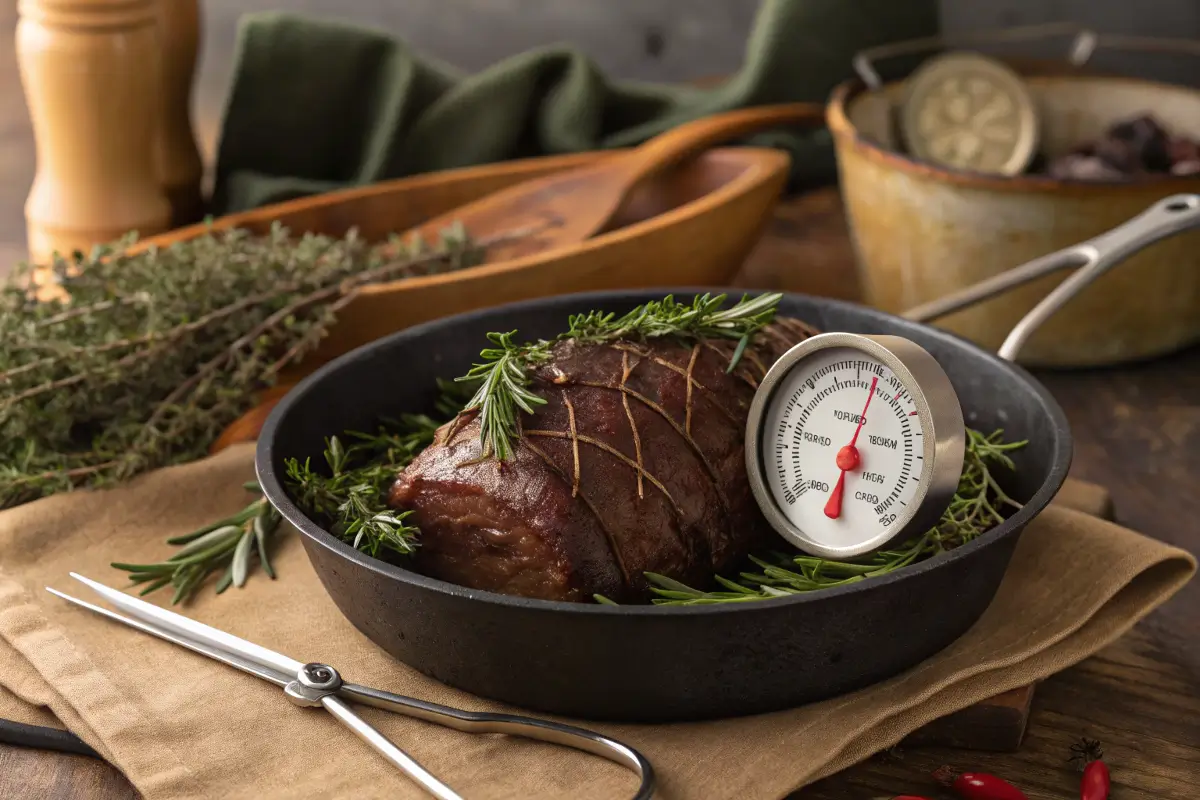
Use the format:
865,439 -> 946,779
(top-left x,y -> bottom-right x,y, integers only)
403,103 -> 826,261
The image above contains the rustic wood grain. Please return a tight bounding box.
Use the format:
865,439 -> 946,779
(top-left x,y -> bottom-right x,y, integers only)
799,627 -> 1200,799
901,685 -> 1036,753
0,743 -> 136,799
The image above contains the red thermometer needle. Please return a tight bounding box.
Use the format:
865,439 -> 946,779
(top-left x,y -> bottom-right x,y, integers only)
824,376 -> 878,519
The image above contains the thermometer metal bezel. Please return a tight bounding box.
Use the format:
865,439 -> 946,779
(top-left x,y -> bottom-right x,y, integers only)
745,332 -> 966,559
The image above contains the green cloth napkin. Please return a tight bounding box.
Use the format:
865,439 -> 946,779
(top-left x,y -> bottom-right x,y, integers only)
210,0 -> 937,214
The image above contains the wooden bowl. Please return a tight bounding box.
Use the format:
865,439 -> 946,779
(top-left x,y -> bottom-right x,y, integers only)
136,147 -> 789,377
828,72 -> 1200,367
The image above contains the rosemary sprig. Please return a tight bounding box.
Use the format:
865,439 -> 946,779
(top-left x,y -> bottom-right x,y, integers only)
457,292 -> 783,460
0,220 -> 498,509
112,381 -> 474,603
597,428 -> 1026,606
110,482 -> 281,605
281,413 -> 441,558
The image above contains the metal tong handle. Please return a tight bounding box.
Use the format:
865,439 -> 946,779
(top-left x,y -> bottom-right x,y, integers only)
287,663 -> 655,800
902,194 -> 1200,361
340,682 -> 656,799
51,575 -> 655,800
321,695 -> 462,800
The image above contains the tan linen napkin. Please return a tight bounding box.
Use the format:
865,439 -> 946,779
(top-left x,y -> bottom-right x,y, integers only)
0,444 -> 1193,800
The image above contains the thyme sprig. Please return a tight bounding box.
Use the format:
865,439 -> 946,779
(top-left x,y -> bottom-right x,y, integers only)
457,292 -> 783,460
0,221 -> 494,510
627,429 -> 1026,606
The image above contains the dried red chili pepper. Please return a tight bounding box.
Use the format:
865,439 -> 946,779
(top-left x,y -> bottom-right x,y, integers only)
1069,738 -> 1111,800
933,765 -> 1029,800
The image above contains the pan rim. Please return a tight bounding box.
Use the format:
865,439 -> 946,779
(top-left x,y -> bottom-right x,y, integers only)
256,287 -> 1073,617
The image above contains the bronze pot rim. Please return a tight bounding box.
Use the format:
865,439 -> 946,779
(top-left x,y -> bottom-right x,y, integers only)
826,73 -> 1200,195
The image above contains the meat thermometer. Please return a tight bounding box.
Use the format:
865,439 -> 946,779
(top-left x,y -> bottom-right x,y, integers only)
744,332 -> 965,559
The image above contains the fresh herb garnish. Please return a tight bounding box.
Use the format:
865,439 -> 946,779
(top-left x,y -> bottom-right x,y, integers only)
112,412 -> 446,604
456,292 -> 783,460
0,221 -> 492,510
605,429 -> 1026,606
281,414 -> 441,558
111,481 -> 281,604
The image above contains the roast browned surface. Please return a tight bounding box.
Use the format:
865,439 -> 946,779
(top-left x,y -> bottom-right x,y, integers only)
388,316 -> 818,602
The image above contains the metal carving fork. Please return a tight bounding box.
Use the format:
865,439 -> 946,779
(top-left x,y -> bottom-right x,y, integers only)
47,573 -> 655,800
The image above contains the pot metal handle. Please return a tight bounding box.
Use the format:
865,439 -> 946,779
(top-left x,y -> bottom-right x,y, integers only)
852,22 -> 1085,90
852,23 -> 1200,91
901,194 -> 1200,362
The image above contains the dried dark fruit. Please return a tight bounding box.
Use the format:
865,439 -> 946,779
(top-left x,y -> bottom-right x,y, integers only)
1097,114 -> 1171,172
1041,113 -> 1200,180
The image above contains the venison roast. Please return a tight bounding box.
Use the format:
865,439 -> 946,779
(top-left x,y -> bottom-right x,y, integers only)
388,317 -> 818,603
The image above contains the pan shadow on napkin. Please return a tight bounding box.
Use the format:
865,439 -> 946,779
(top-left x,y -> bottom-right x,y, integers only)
208,0 -> 939,215
0,444 -> 1193,799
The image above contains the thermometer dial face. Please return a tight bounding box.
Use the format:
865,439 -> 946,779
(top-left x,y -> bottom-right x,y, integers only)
745,332 -> 965,559
762,346 -> 922,551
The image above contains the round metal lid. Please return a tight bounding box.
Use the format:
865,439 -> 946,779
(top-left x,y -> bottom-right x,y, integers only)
900,51 -> 1039,176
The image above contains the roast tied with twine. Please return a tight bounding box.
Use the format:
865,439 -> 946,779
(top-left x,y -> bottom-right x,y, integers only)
0,444 -> 1193,799
391,316 -> 819,603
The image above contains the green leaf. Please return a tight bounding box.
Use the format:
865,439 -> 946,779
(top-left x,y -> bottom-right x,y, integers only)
231,528 -> 254,588
168,525 -> 241,560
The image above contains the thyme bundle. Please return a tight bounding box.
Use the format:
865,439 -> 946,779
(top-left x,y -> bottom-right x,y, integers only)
0,221 -> 488,510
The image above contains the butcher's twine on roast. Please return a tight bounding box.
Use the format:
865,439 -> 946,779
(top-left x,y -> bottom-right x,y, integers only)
389,317 -> 819,603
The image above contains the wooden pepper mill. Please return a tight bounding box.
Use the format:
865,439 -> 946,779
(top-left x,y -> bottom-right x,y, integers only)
17,0 -> 172,264
155,0 -> 205,228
